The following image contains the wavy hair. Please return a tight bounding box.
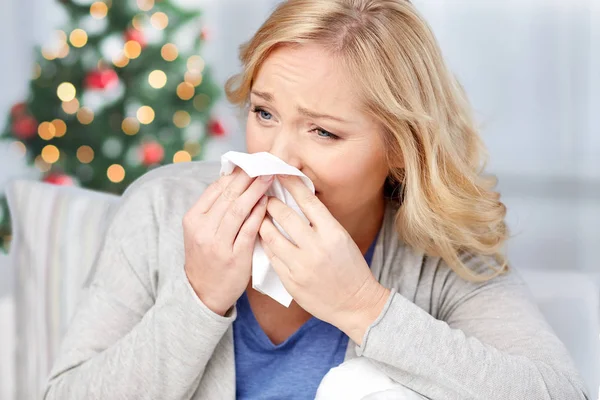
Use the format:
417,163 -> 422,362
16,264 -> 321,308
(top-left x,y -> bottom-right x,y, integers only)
225,0 -> 509,282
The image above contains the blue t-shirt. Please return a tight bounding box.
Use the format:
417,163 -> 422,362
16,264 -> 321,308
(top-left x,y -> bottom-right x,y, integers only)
233,236 -> 378,399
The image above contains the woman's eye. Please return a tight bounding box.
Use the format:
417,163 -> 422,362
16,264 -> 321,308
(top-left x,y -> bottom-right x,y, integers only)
313,128 -> 339,140
252,107 -> 272,121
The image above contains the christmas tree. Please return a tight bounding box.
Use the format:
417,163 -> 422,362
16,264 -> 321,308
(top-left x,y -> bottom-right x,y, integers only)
0,0 -> 225,253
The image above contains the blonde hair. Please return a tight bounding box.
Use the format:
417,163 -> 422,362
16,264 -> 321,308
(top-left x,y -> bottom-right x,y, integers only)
225,0 -> 509,282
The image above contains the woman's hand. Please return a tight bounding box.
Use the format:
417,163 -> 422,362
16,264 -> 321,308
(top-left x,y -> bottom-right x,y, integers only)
183,168 -> 274,316
258,175 -> 391,344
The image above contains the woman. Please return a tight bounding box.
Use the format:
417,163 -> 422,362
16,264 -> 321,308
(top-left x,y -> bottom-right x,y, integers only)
44,0 -> 589,399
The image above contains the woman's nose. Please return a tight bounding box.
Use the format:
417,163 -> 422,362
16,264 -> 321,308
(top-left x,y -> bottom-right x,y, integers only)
269,134 -> 302,170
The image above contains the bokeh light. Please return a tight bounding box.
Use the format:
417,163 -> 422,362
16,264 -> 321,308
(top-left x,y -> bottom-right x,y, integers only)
124,40 -> 142,59
90,2 -> 108,19
177,82 -> 195,100
34,156 -> 51,173
52,119 -> 67,137
38,122 -> 56,141
112,52 -> 130,68
148,70 -> 167,89
57,82 -> 76,102
193,94 -> 210,111
77,107 -> 95,125
184,71 -> 203,87
184,140 -> 201,157
137,106 -> 155,124
77,145 -> 95,164
70,29 -> 88,48
136,0 -> 154,11
41,145 -> 60,164
107,164 -> 125,183
161,43 -> 178,62
122,117 -> 140,135
62,98 -> 80,114
150,12 -> 169,30
187,55 -> 205,74
173,150 -> 192,163
173,110 -> 191,128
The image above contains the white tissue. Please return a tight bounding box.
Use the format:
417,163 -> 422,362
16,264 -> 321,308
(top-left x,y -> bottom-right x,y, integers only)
315,358 -> 427,400
219,151 -> 315,307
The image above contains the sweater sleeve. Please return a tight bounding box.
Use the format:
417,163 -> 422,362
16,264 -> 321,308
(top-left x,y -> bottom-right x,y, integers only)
43,179 -> 235,400
355,258 -> 591,400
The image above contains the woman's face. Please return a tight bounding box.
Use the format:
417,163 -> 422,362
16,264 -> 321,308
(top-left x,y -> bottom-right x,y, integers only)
246,43 -> 390,228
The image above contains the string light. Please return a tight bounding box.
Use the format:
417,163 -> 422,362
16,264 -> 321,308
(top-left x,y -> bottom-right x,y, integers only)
121,117 -> 140,135
57,82 -> 76,102
77,145 -> 95,164
56,30 -> 67,42
77,107 -> 95,125
107,164 -> 125,183
137,106 -> 155,124
42,48 -> 57,61
150,12 -> 169,30
184,141 -> 201,157
69,29 -> 88,48
124,40 -> 142,59
62,98 -> 80,114
193,94 -> 210,111
184,71 -> 202,87
38,122 -> 56,141
173,150 -> 192,163
161,43 -> 178,61
34,156 -> 51,172
112,51 -> 130,68
90,2 -> 108,19
41,145 -> 60,164
52,119 -> 67,137
187,55 -> 205,74
57,43 -> 70,59
173,110 -> 191,128
136,0 -> 154,11
177,82 -> 195,100
132,14 -> 146,31
148,70 -> 167,89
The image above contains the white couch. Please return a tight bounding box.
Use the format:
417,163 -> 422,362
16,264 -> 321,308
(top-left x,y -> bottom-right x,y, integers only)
0,179 -> 598,400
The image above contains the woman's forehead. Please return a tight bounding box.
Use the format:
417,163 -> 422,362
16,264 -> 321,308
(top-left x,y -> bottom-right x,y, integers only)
252,44 -> 364,120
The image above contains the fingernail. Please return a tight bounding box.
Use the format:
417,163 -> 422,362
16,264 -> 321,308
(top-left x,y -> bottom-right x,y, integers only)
260,196 -> 268,205
261,175 -> 273,182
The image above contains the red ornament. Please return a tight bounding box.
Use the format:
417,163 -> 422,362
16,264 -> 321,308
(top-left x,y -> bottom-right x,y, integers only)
10,102 -> 27,118
85,69 -> 119,90
140,141 -> 164,166
208,119 -> 226,137
43,173 -> 75,186
200,27 -> 210,41
124,28 -> 146,48
12,115 -> 38,140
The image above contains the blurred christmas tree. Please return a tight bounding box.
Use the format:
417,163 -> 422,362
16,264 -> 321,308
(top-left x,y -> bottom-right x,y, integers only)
0,0 -> 226,253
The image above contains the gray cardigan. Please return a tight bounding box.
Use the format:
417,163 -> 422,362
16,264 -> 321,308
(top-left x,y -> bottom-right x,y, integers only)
44,161 -> 590,400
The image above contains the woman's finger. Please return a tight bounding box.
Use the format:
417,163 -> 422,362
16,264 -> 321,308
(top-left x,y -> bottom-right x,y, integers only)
217,175 -> 274,246
204,169 -> 255,231
261,238 -> 292,285
183,171 -> 240,234
259,215 -> 301,267
233,195 -> 268,254
185,168 -> 241,221
277,175 -> 332,230
265,197 -> 314,248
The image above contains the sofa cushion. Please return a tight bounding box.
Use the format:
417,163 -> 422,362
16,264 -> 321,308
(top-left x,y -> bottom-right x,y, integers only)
6,180 -> 120,400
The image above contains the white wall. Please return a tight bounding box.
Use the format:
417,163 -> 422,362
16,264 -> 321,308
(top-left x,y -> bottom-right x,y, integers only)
0,0 -> 599,273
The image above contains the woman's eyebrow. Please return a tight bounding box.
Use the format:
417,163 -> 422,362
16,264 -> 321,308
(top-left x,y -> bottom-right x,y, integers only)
251,90 -> 349,123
